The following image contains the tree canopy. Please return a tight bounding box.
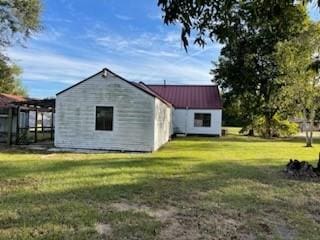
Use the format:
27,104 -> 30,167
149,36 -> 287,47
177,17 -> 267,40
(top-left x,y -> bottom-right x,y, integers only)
0,59 -> 27,96
158,0 -> 318,49
275,22 -> 320,146
0,0 -> 41,50
158,0 -> 315,137
0,0 -> 41,95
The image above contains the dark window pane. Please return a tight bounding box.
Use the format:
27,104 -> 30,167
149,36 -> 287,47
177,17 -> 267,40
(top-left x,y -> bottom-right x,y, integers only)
96,107 -> 113,131
194,113 -> 211,127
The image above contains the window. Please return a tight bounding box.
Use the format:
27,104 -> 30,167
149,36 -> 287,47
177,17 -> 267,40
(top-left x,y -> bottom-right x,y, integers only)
96,107 -> 113,131
194,113 -> 211,127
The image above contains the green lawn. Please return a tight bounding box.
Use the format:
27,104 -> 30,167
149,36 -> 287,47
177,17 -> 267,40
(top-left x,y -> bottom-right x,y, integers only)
1,133 -> 320,239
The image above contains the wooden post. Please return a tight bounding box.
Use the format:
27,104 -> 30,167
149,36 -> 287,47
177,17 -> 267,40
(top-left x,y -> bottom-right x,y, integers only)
50,110 -> 54,140
7,107 -> 13,145
15,106 -> 20,144
41,112 -> 44,133
34,109 -> 38,143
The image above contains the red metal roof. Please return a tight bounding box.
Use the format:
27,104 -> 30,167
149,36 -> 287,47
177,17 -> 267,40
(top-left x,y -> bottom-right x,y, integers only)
0,93 -> 26,108
146,85 -> 222,109
130,82 -> 172,107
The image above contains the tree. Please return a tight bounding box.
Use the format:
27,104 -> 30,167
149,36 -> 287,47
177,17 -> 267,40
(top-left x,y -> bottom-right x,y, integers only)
0,59 -> 27,96
221,91 -> 246,127
214,3 -> 307,137
158,0 -> 317,50
0,0 -> 41,50
0,0 -> 41,95
276,22 -> 320,147
158,1 -> 310,137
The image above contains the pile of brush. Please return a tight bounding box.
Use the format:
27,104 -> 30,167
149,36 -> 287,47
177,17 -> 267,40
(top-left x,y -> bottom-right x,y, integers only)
284,154 -> 320,179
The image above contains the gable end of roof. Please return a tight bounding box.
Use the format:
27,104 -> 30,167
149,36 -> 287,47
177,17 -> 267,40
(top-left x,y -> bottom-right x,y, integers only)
56,68 -> 172,107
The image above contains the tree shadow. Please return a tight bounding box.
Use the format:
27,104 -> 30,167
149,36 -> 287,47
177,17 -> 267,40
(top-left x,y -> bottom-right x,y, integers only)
1,136 -> 320,239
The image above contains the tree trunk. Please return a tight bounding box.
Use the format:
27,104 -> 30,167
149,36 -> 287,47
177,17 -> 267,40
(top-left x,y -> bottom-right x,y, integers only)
306,131 -> 312,147
248,128 -> 254,136
303,107 -> 314,148
265,114 -> 272,138
307,107 -> 315,147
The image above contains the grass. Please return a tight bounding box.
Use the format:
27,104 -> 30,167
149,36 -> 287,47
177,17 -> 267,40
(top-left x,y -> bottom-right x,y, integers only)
1,131 -> 320,239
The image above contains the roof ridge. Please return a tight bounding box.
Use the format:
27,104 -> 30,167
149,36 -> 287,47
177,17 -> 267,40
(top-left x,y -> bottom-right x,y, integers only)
56,68 -> 172,107
130,81 -> 172,106
146,84 -> 218,87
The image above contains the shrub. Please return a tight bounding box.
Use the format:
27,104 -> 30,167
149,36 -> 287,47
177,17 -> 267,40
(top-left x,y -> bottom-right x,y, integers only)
255,115 -> 299,137
240,115 -> 299,137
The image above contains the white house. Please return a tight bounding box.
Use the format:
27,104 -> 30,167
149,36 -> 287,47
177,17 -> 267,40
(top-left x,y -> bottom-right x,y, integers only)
54,68 -> 222,152
148,85 -> 222,136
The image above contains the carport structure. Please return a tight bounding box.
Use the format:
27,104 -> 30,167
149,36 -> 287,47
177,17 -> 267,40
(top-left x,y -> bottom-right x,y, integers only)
8,98 -> 55,145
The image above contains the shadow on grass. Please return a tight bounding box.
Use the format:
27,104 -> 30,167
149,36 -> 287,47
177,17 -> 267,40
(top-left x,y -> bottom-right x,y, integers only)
0,156 -> 309,226
1,137 -> 319,239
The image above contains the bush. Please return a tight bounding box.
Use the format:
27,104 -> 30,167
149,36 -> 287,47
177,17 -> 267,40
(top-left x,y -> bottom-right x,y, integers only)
240,115 -> 299,137
255,115 -> 299,137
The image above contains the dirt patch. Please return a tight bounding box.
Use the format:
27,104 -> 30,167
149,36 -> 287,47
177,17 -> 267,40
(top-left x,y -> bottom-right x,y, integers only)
110,202 -> 260,239
159,220 -> 201,240
0,177 -> 39,193
275,224 -> 296,240
95,223 -> 112,238
158,209 -> 255,240
110,202 -> 176,223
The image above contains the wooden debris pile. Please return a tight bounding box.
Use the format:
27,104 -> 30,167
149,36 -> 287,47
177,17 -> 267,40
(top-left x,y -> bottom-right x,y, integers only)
284,156 -> 320,179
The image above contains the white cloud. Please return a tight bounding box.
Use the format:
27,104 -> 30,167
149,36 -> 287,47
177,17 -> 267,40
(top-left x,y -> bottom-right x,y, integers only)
96,35 -> 130,50
7,15 -> 221,98
163,32 -> 181,43
91,31 -> 183,58
147,13 -> 162,20
7,44 -> 214,97
134,49 -> 179,58
115,14 -> 133,21
31,26 -> 62,42
8,48 -> 106,85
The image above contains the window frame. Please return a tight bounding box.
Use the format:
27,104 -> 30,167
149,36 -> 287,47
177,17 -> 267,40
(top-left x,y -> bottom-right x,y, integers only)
194,113 -> 211,128
95,106 -> 114,131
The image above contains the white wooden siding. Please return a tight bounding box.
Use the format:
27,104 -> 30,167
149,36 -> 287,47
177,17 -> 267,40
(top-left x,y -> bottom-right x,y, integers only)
173,109 -> 222,135
55,72 -> 156,151
153,98 -> 172,151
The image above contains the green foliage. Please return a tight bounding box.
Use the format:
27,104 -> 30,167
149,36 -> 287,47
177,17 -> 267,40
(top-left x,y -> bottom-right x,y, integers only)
0,0 -> 41,97
253,114 -> 299,138
158,0 -> 309,137
275,21 -> 320,146
0,0 -> 41,48
0,59 -> 27,96
212,2 -> 308,137
222,91 -> 252,127
158,0 -> 315,50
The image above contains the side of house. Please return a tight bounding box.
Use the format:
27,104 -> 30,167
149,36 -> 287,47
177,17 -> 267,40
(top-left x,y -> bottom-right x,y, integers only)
148,85 -> 222,136
154,98 -> 173,150
173,109 -> 222,135
55,69 -> 172,152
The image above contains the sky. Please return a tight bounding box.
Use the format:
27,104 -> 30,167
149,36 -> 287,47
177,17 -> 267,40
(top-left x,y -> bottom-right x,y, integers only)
6,0 -> 320,98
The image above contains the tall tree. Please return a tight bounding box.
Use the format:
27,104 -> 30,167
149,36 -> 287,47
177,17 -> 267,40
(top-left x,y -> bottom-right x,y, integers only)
0,59 -> 27,96
158,0 -> 316,49
276,22 -> 320,147
158,0 -> 309,137
0,0 -> 41,50
213,3 -> 307,137
0,0 -> 41,95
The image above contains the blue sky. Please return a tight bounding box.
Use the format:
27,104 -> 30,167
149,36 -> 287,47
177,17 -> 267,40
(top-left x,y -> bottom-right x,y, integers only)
6,0 -> 320,98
